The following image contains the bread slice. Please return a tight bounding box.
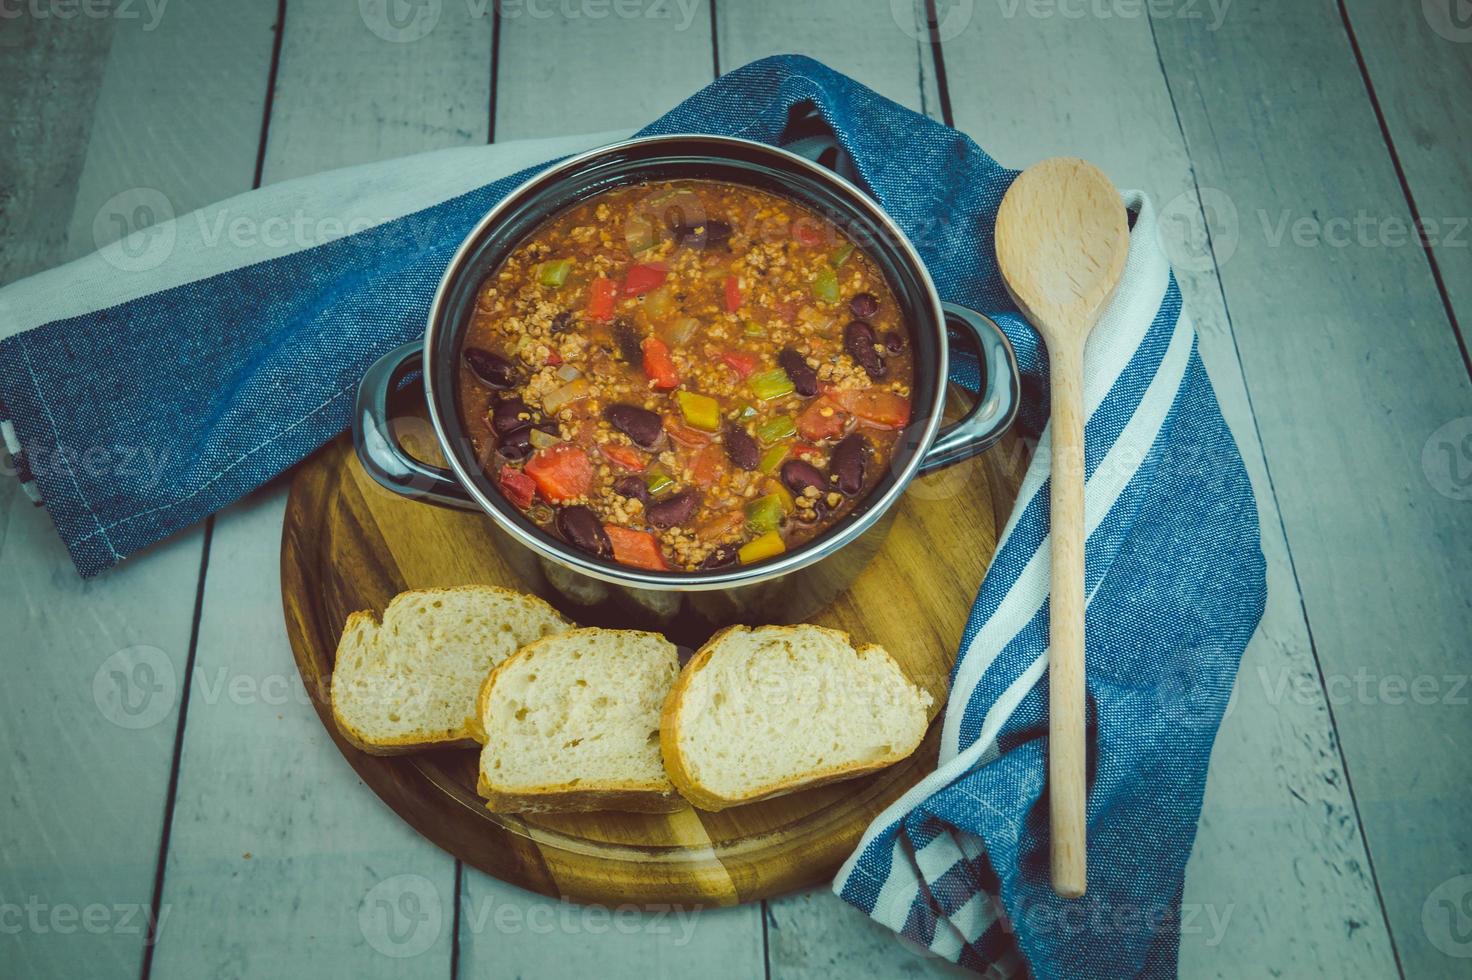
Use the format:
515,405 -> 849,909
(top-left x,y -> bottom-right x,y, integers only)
661,625 -> 933,811
331,586 -> 571,754
476,628 -> 684,814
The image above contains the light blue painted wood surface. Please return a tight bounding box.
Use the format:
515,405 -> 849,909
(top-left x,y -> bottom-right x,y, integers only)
0,5 -> 272,978
1150,2 -> 1472,974
934,9 -> 1400,976
150,1 -> 490,975
1343,0 -> 1472,358
2,1 -> 1469,977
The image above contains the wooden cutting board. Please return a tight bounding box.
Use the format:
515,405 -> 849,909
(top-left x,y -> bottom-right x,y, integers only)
281,417 -> 1024,906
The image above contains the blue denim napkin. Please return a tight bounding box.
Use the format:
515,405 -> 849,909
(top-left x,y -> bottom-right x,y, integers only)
0,55 -> 1264,978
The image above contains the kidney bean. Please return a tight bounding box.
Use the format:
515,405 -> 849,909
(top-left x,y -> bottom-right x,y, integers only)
849,292 -> 879,318
555,505 -> 611,557
605,403 -> 664,449
491,398 -> 534,436
883,330 -> 908,354
780,459 -> 826,496
793,498 -> 828,524
464,347 -> 519,389
498,425 -> 534,461
678,219 -> 732,250
647,490 -> 697,529
613,318 -> 644,364
843,321 -> 887,380
828,433 -> 869,496
612,475 -> 650,503
723,426 -> 760,470
699,544 -> 738,569
778,347 -> 819,397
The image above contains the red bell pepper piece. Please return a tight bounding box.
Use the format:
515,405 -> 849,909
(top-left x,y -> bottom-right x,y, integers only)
522,443 -> 593,502
723,275 -> 742,312
586,277 -> 616,321
641,336 -> 679,389
496,467 -> 537,510
796,397 -> 849,442
624,263 -> 668,297
791,219 -> 824,247
696,510 -> 744,541
689,444 -> 727,489
663,415 -> 712,447
831,388 -> 911,429
719,351 -> 759,378
604,525 -> 669,571
571,417 -> 599,447
599,442 -> 647,472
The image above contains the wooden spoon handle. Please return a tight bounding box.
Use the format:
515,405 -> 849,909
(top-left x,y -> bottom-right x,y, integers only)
1047,343 -> 1088,898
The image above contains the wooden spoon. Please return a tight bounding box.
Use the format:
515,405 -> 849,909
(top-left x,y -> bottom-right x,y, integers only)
994,158 -> 1129,899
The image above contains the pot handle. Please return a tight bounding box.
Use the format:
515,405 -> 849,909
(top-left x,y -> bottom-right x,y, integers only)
782,132 -> 858,183
920,304 -> 1022,475
353,340 -> 477,508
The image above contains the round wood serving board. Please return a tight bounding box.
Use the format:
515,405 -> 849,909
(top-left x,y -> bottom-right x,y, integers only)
282,422 -> 1024,907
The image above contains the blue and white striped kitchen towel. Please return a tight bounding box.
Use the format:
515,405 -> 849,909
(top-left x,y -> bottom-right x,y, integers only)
0,56 -> 1264,977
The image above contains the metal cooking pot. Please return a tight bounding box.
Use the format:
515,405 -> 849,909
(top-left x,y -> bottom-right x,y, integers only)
354,134 -> 1019,643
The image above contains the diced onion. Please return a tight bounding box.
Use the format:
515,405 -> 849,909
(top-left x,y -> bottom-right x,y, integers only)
528,428 -> 562,450
555,364 -> 582,382
541,378 -> 589,415
798,305 -> 834,330
644,285 -> 674,318
664,316 -> 700,347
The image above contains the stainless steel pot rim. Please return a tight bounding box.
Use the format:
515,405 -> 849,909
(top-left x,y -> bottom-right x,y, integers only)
422,133 -> 949,592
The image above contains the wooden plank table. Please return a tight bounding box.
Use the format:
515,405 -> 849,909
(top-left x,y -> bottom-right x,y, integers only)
2,2 -> 1467,977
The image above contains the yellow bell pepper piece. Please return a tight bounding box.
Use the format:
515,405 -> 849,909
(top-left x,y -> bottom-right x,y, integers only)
738,531 -> 786,564
676,390 -> 721,432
